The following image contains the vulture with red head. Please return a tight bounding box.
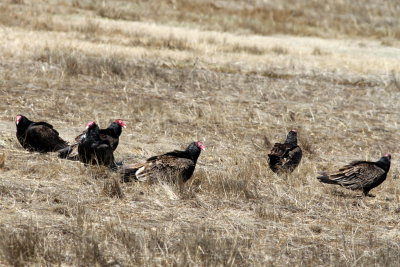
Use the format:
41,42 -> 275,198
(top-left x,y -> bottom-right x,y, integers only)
268,130 -> 302,174
121,141 -> 206,183
77,121 -> 116,168
58,119 -> 126,160
15,115 -> 68,153
317,154 -> 391,197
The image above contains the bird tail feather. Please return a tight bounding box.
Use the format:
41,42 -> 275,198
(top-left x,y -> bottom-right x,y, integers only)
317,172 -> 338,184
57,146 -> 72,159
119,163 -> 147,182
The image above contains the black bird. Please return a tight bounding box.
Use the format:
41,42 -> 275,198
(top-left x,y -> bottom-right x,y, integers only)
58,119 -> 126,160
15,114 -> 68,153
317,154 -> 391,197
268,130 -> 302,173
77,121 -> 116,168
121,141 -> 206,183
99,119 -> 126,151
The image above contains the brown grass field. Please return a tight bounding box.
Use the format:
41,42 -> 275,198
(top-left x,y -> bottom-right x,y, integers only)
1,0 -> 400,266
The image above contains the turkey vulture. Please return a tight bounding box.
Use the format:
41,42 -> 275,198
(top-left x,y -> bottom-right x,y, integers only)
77,121 -> 116,168
121,141 -> 206,183
99,119 -> 126,151
268,130 -> 302,173
58,119 -> 126,160
317,154 -> 391,197
15,114 -> 68,153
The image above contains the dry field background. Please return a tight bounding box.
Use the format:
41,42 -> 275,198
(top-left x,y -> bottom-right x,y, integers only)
1,0 -> 400,266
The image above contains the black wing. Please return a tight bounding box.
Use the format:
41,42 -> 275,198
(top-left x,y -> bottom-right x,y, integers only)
318,162 -> 386,191
268,143 -> 301,173
26,124 -> 68,152
78,130 -> 115,168
121,155 -> 195,183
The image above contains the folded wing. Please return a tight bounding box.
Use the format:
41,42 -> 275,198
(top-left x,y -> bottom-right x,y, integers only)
121,155 -> 195,183
318,162 -> 386,191
26,123 -> 68,152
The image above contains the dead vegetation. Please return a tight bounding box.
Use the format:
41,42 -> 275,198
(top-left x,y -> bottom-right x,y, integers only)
0,0 -> 400,266
77,0 -> 400,41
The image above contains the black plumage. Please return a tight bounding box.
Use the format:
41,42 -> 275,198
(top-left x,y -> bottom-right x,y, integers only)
77,121 -> 116,168
58,119 -> 126,160
121,141 -> 206,183
15,114 -> 68,153
317,154 -> 391,197
98,119 -> 126,151
268,130 -> 302,173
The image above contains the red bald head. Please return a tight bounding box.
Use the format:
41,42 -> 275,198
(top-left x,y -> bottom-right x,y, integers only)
115,119 -> 126,128
16,115 -> 22,125
195,141 -> 206,151
86,121 -> 96,129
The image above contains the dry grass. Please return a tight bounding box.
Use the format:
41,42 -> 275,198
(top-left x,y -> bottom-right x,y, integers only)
1,0 -> 400,266
81,0 -> 400,41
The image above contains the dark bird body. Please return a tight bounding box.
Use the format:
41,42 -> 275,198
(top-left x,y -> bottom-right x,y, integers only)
98,119 -> 126,151
317,154 -> 391,196
121,142 -> 205,183
58,120 -> 126,160
77,121 -> 116,168
268,130 -> 302,173
15,115 -> 68,153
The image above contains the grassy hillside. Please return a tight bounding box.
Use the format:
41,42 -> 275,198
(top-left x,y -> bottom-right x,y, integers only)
1,0 -> 400,266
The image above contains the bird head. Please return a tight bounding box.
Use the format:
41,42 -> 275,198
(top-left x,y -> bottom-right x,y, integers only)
115,119 -> 127,128
285,130 -> 298,145
15,115 -> 23,125
86,121 -> 96,129
195,141 -> 206,151
378,154 -> 392,172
